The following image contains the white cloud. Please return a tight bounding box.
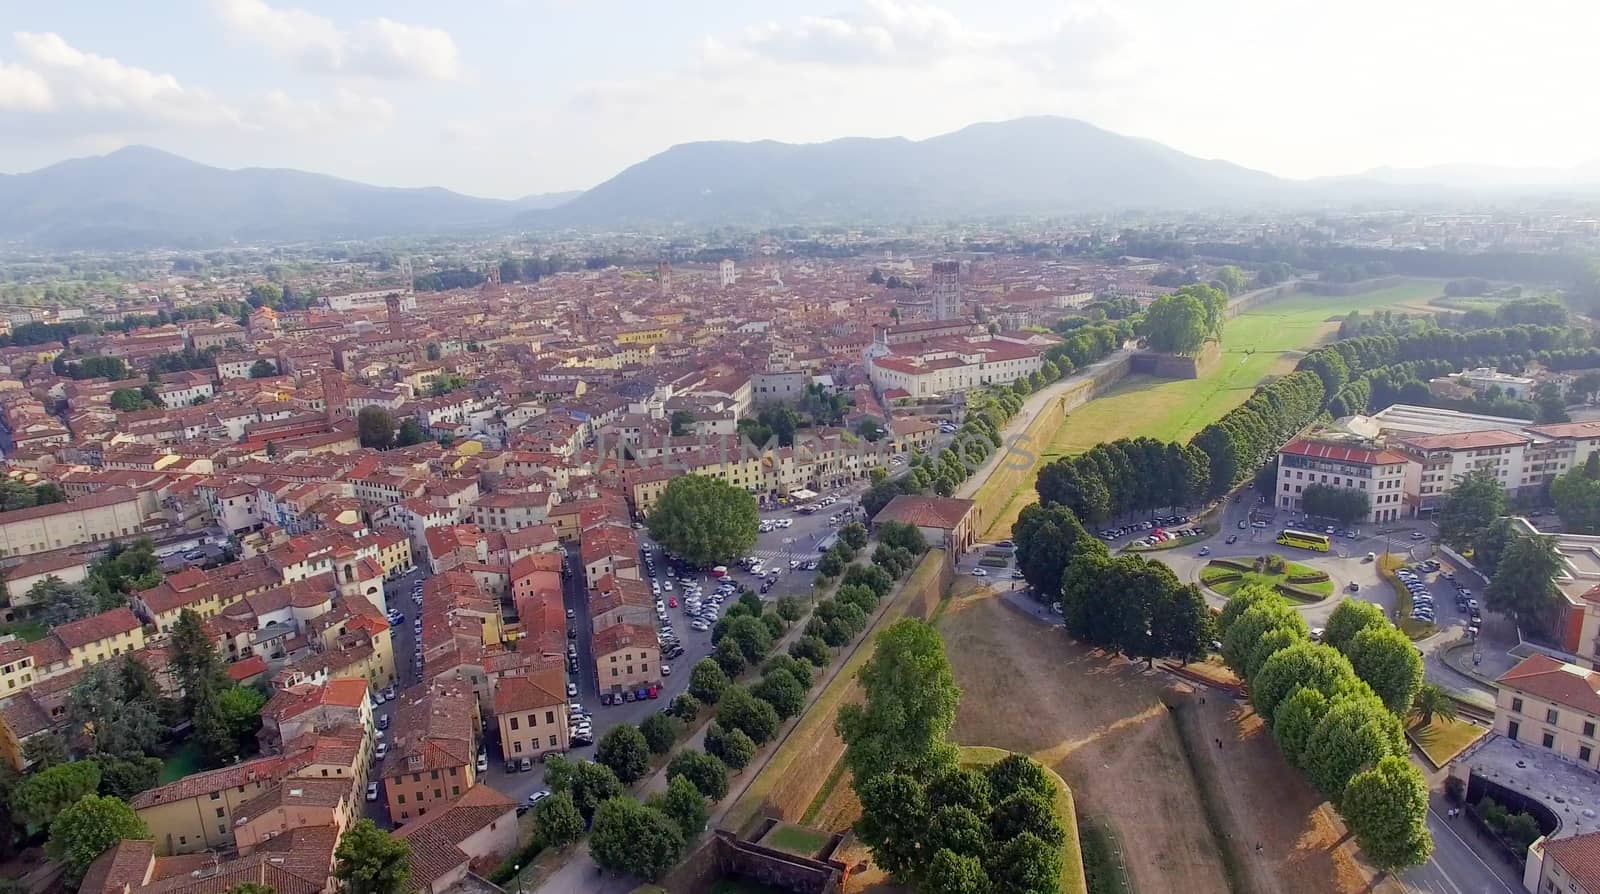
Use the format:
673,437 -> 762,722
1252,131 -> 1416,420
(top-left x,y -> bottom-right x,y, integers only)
0,61 -> 51,110
702,0 -> 1134,85
0,32 -> 392,148
216,0 -> 461,82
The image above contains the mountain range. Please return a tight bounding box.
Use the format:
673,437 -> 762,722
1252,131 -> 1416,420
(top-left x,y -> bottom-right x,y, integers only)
3,117 -> 1598,250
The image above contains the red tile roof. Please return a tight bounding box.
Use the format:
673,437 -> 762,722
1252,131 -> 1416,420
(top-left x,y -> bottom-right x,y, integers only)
1544,831 -> 1600,894
874,494 -> 975,531
1401,430 -> 1529,451
1279,437 -> 1412,466
1498,654 -> 1600,715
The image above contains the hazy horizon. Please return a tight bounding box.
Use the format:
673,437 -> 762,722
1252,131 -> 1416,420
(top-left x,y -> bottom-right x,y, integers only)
4,0 -> 1598,198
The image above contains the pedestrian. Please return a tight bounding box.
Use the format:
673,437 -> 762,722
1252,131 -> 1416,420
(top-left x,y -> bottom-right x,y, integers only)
1216,738 -> 1222,749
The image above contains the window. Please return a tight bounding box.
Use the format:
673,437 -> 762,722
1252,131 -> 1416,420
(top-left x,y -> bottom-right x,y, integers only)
1512,697 -> 1523,713
513,741 -> 523,753
1582,746 -> 1593,763
452,786 -> 460,796
1586,722 -> 1595,739
1544,732 -> 1557,749
216,807 -> 225,818
549,735 -> 557,747
397,794 -> 406,804
449,767 -> 457,776
509,716 -> 519,730
545,710 -> 555,725
1548,709 -> 1560,725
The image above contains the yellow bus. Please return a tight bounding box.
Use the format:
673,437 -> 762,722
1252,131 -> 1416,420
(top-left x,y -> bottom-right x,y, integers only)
1277,529 -> 1331,552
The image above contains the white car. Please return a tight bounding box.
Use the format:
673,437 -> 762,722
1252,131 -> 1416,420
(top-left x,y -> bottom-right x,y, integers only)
375,742 -> 388,760
476,754 -> 487,772
661,664 -> 672,676
971,568 -> 988,577
366,782 -> 379,801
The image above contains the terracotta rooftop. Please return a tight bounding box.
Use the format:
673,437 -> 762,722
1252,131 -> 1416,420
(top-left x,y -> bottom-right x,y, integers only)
874,494 -> 976,531
1498,654 -> 1600,716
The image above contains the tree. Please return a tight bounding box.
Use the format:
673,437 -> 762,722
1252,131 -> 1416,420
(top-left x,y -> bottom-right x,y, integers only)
1299,484 -> 1371,525
333,819 -> 412,894
712,637 -> 746,677
248,359 -> 277,378
775,596 -> 804,623
1222,599 -> 1308,681
854,418 -> 886,442
716,685 -> 780,745
639,713 -> 680,755
705,722 -> 756,771
1012,503 -> 1093,599
95,755 -> 163,800
543,756 -> 624,821
213,684 -> 268,758
839,522 -> 869,551
596,724 -> 651,785
763,654 -> 814,690
1473,516 -> 1518,577
1487,533 -> 1564,627
986,753 -> 1055,803
688,658 -> 727,704
984,831 -> 1061,894
669,409 -> 696,436
1437,470 -> 1507,549
1272,687 -> 1330,768
1143,291 -> 1208,354
656,774 -> 709,840
67,664 -> 165,761
169,609 -> 224,702
22,733 -> 68,770
224,883 -> 276,894
1552,453 -> 1600,534
926,849 -> 991,894
1302,694 -> 1407,800
646,475 -> 758,567
854,772 -> 928,879
589,797 -> 684,882
991,789 -> 1064,845
1250,642 -> 1358,727
1212,266 -> 1248,297
1344,625 -> 1424,716
47,795 -> 148,885
876,520 -> 928,555
1411,683 -> 1459,727
722,614 -> 775,665
1342,756 -> 1433,872
109,388 -> 148,411
395,419 -> 427,447
789,635 -> 831,667
1323,599 -> 1388,655
15,762 -> 102,828
752,668 -> 805,720
36,576 -> 98,626
666,749 -> 728,800
535,791 -> 584,849
357,406 -> 396,450
838,619 -> 960,784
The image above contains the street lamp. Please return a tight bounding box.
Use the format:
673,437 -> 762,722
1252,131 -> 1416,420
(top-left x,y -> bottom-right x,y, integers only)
513,865 -> 521,894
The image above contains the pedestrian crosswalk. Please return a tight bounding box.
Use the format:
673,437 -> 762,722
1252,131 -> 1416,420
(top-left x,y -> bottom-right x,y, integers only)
750,548 -> 813,564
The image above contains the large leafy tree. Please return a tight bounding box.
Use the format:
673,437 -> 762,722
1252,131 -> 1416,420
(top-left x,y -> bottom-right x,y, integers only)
1302,694 -> 1407,800
534,791 -> 584,849
854,771 -> 928,880
665,749 -> 728,801
542,756 -> 623,822
704,722 -> 756,771
1250,643 -> 1359,727
589,797 -> 684,882
1343,625 -> 1424,716
1272,687 -> 1330,768
715,685 -> 780,745
1552,453 -> 1600,535
1299,484 -> 1371,524
333,819 -> 411,894
838,619 -> 961,784
1143,291 -> 1209,354
67,664 -> 165,760
357,406 -> 396,450
926,849 -> 990,894
47,795 -> 148,885
1342,756 -> 1434,872
595,724 -> 651,785
1472,516 -> 1518,577
15,762 -> 102,828
984,830 -> 1061,894
646,474 -> 758,567
654,775 -> 708,841
1436,470 -> 1507,549
687,658 -> 728,704
1487,533 -> 1564,627
1322,600 -> 1388,655
752,668 -> 805,720
1012,503 -> 1094,599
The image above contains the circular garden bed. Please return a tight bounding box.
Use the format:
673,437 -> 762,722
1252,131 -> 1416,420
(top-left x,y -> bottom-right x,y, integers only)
1200,555 -> 1333,602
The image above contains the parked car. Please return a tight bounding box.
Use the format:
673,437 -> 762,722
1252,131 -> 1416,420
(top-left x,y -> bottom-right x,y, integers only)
366,782 -> 379,801
971,568 -> 988,577
519,758 -> 532,772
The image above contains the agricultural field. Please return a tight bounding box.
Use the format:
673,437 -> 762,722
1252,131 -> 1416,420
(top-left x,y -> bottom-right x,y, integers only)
981,278 -> 1449,539
938,590 -> 1381,894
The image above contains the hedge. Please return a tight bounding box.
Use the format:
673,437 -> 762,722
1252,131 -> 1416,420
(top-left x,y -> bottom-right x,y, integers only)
1286,572 -> 1331,584
1209,558 -> 1255,572
1205,572 -> 1243,584
1274,583 -> 1326,602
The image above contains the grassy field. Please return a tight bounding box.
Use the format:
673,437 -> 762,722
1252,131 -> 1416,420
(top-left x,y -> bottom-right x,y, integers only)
1200,558 -> 1333,599
981,278 -> 1448,540
1408,717 -> 1487,768
759,823 -> 833,859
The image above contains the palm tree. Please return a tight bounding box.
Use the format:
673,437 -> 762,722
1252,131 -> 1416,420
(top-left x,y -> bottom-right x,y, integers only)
1412,683 -> 1458,727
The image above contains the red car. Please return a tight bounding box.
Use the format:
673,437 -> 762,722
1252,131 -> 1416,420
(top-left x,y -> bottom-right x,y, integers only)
668,597 -> 677,608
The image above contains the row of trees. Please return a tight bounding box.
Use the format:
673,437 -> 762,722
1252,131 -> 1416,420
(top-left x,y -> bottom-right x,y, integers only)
843,619 -> 1064,894
1014,503 -> 1213,665
1034,436 -> 1211,524
1219,588 -> 1432,871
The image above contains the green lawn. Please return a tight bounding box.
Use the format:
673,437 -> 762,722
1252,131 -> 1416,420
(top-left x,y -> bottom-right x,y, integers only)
1408,717 -> 1487,768
986,279 -> 1447,539
759,823 -> 832,858
160,740 -> 204,783
0,619 -> 47,642
1200,558 -> 1332,601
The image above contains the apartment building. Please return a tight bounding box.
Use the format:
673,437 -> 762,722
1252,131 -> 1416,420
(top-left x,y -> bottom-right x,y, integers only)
865,336 -> 1045,398
378,683 -> 478,824
1495,654 -> 1600,769
1401,430 -> 1531,510
0,487 -> 145,558
592,623 -> 660,695
1275,435 -> 1418,523
492,671 -> 569,761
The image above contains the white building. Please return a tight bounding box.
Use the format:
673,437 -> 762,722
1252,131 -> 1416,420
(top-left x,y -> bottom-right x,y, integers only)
1275,436 -> 1418,523
866,337 -> 1045,399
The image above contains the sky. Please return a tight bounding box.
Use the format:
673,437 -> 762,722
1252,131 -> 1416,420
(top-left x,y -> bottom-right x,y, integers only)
1,0 -> 1596,199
